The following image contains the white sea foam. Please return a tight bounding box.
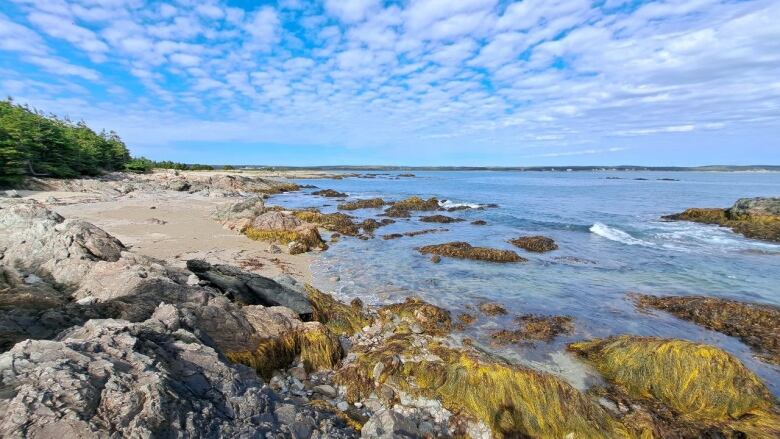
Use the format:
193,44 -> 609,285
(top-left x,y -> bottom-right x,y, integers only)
589,223 -> 652,246
439,200 -> 482,209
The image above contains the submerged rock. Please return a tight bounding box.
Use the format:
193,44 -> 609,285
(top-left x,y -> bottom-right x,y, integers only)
338,198 -> 386,210
491,314 -> 573,344
663,197 -> 780,242
313,189 -> 348,197
478,302 -> 507,316
569,336 -> 780,438
471,220 -> 487,225
633,293 -> 780,365
509,235 -> 559,253
187,259 -> 313,316
418,242 -> 525,263
381,228 -> 447,240
378,297 -> 452,336
419,214 -> 464,223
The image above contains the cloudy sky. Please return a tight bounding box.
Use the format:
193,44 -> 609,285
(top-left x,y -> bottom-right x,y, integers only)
1,0 -> 778,166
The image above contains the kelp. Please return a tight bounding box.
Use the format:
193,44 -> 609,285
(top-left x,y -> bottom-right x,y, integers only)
336,336 -> 638,438
305,285 -> 372,336
418,242 -> 525,263
508,235 -> 559,253
378,297 -> 452,336
226,323 -> 342,379
634,294 -> 780,365
338,198 -> 386,210
569,336 -> 780,437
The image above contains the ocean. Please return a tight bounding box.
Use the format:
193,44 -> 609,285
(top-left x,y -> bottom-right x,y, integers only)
270,171 -> 780,394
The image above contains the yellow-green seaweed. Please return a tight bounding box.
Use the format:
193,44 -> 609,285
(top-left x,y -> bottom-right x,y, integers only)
305,285 -> 373,336
569,336 -> 780,437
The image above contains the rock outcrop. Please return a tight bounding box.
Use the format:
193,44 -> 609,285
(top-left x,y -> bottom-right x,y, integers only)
0,305 -> 357,438
663,197 -> 780,242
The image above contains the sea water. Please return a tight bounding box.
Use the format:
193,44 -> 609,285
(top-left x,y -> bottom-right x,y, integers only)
270,171 -> 780,394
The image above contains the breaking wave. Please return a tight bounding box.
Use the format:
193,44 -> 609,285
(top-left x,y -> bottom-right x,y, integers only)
590,223 -> 652,246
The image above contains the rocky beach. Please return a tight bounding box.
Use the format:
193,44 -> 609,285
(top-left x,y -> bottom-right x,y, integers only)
1,170 -> 778,438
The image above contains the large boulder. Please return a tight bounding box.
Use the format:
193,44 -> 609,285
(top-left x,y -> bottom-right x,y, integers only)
663,197 -> 780,242
187,259 -> 314,317
212,196 -> 266,231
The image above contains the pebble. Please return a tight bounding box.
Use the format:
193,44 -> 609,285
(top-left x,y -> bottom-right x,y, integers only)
186,274 -> 200,286
336,401 -> 349,411
268,244 -> 282,254
23,274 -> 43,285
289,366 -> 307,381
313,384 -> 337,398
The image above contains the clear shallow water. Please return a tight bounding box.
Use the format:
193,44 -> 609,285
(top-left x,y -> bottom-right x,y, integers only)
270,171 -> 780,394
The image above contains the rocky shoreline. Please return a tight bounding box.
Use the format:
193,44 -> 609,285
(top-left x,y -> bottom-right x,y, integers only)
1,171 -> 779,438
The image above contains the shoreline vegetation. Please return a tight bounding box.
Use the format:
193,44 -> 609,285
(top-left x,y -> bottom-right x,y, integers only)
1,168 -> 778,438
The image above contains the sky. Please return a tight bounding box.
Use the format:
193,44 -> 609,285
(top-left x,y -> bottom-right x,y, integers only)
0,0 -> 778,166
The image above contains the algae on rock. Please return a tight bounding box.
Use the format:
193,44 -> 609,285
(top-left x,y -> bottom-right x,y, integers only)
418,242 -> 525,263
305,285 -> 372,336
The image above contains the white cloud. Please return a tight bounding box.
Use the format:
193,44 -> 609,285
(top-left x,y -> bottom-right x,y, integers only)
324,0 -> 381,23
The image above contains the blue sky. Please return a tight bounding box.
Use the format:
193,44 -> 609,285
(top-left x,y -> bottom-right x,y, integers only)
1,0 -> 778,166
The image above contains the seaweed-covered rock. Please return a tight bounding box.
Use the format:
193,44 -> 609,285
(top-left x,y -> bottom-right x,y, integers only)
419,215 -> 464,223
384,196 -> 441,218
663,197 -> 780,242
418,242 -> 525,263
337,334 -> 636,438
378,297 -> 452,336
509,235 -> 558,253
186,259 -> 313,316
491,314 -> 573,344
294,210 -> 361,236
243,211 -> 327,252
306,285 -> 373,336
633,294 -> 780,365
569,336 -> 780,437
471,220 -> 487,225
338,198 -> 386,210
313,189 -> 348,197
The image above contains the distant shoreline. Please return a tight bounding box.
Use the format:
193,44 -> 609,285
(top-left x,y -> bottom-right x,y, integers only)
214,165 -> 780,172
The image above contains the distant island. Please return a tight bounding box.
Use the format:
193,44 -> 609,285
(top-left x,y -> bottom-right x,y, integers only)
220,165 -> 780,172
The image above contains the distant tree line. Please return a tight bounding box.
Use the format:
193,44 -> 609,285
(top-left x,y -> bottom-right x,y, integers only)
124,159 -> 216,174
0,98 -> 130,186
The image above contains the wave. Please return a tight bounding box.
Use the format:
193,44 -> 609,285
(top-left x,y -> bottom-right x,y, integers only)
590,223 -> 652,246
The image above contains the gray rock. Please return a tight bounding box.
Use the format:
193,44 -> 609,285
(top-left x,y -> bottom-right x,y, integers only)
268,244 -> 282,254
361,409 -> 419,438
186,259 -> 314,317
337,401 -> 350,411
3,190 -> 20,198
187,273 -> 200,286
313,384 -> 338,398
730,197 -> 780,216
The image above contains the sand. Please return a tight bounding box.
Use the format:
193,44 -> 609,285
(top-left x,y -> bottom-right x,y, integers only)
22,188 -> 314,283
